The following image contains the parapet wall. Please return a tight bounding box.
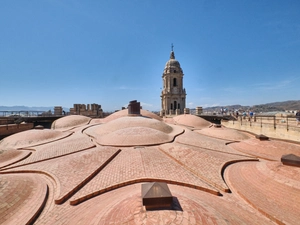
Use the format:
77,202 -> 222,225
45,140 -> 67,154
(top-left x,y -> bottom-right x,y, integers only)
0,123 -> 34,137
222,119 -> 300,143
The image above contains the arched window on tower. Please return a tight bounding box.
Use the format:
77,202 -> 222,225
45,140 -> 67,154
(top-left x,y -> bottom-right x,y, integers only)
173,78 -> 177,87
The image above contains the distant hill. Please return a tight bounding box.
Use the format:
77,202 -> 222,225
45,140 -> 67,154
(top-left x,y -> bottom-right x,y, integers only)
0,106 -> 68,112
1,100 -> 300,114
203,100 -> 300,113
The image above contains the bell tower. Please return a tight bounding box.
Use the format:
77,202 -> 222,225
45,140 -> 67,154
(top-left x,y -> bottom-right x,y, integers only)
160,45 -> 186,116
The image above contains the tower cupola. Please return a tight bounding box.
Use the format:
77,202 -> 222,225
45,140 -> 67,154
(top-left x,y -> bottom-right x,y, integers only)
160,45 -> 186,116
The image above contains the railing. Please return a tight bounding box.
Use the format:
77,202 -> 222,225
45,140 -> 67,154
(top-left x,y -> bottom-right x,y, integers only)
234,115 -> 299,131
0,111 -> 57,117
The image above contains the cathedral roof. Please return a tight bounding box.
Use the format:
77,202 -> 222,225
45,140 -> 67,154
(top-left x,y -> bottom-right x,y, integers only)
164,50 -> 183,74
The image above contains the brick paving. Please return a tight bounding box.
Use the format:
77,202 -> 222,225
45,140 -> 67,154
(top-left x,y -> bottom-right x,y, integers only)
175,128 -> 252,157
0,129 -> 72,150
0,112 -> 299,224
51,115 -> 91,130
225,161 -> 300,224
195,126 -> 252,141
70,146 -> 219,205
0,149 -> 31,169
0,173 -> 48,225
2,146 -> 120,204
171,114 -> 211,128
264,161 -> 300,188
1,132 -> 95,170
228,139 -> 300,161
160,142 -> 257,192
102,109 -> 163,123
37,184 -> 274,225
84,116 -> 183,146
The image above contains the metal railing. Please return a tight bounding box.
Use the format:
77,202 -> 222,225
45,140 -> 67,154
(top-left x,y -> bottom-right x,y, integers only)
0,111 -> 55,117
234,115 -> 300,131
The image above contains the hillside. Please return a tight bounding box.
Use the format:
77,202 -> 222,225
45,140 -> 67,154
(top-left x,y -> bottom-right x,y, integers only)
203,100 -> 300,113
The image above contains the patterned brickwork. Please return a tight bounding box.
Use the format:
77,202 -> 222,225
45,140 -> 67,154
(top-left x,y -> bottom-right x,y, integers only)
0,173 -> 48,225
1,132 -> 95,170
2,146 -> 120,204
0,129 -> 72,150
0,115 -> 298,224
36,184 -> 274,225
225,161 -> 300,224
228,139 -> 300,161
0,150 -> 31,169
175,129 -> 251,157
264,161 -> 300,188
195,126 -> 252,141
70,147 -> 219,205
160,142 -> 257,192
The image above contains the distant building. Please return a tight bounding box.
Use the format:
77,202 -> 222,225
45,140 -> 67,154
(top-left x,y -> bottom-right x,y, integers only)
160,46 -> 186,116
54,106 -> 63,116
69,103 -> 103,118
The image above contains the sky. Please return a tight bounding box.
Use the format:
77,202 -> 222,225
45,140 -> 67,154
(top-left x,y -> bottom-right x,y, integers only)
0,0 -> 300,112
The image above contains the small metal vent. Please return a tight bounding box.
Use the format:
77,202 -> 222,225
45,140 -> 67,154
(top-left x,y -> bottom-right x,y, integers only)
281,154 -> 300,168
255,134 -> 269,141
142,182 -> 173,210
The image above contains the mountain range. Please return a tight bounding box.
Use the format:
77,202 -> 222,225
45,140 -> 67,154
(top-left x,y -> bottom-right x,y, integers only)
0,106 -> 65,112
1,100 -> 300,113
203,100 -> 300,113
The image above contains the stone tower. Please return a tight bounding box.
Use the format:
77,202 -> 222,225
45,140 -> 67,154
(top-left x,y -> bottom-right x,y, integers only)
160,47 -> 186,116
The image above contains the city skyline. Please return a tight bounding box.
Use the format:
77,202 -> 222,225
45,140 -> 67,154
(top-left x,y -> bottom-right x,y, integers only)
1,1 -> 300,112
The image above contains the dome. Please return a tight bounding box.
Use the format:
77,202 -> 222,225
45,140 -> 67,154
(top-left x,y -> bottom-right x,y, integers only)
0,129 -> 72,150
102,109 -> 162,123
171,114 -> 211,129
51,115 -> 91,130
164,51 -> 183,74
84,116 -> 183,146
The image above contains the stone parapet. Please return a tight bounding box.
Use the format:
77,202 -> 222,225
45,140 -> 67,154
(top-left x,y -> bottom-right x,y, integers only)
0,123 -> 34,137
222,120 -> 300,143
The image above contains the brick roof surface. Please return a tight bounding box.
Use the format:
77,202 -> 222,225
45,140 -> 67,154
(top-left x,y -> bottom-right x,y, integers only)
0,112 -> 300,224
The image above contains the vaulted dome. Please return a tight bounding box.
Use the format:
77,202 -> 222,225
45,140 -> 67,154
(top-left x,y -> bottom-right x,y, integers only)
164,51 -> 183,74
84,116 -> 183,146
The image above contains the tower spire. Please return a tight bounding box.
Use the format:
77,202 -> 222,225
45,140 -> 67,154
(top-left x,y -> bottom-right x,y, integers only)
170,43 -> 175,59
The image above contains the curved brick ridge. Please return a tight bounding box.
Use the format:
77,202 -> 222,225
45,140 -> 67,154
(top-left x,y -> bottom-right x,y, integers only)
2,132 -> 95,169
176,129 -> 252,157
224,161 -> 300,224
0,129 -> 72,150
1,147 -> 121,205
0,150 -> 31,169
43,184 -> 274,225
70,178 -> 219,205
70,147 -> 220,205
84,116 -> 184,146
0,173 -> 48,225
160,142 -> 257,192
195,126 -> 252,141
51,115 -> 92,130
228,139 -> 300,161
31,173 -> 59,225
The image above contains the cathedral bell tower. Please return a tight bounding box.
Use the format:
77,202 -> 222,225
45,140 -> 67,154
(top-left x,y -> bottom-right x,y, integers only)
160,45 -> 186,116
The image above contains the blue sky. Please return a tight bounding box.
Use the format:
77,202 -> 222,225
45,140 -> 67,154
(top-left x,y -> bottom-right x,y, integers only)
1,0 -> 299,112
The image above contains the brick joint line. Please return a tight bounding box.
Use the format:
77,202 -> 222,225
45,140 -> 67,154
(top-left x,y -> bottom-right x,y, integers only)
55,148 -> 122,205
